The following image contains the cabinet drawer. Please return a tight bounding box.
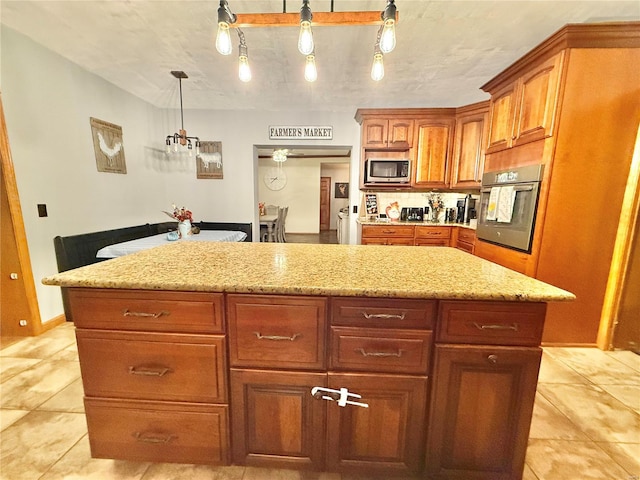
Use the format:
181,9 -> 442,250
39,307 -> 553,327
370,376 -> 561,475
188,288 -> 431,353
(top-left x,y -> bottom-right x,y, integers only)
362,225 -> 415,237
456,241 -> 475,254
77,330 -> 227,403
85,397 -> 229,465
457,227 -> 477,243
68,288 -> 224,334
330,327 -> 432,374
438,301 -> 547,346
227,295 -> 327,370
331,297 -> 435,329
415,239 -> 450,247
415,226 -> 451,239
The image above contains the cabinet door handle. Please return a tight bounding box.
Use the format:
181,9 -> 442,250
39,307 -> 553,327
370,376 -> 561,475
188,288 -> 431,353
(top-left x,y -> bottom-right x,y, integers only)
362,312 -> 406,320
254,332 -> 301,341
122,309 -> 169,319
128,366 -> 172,377
487,354 -> 498,364
356,348 -> 403,358
133,431 -> 177,444
473,322 -> 519,332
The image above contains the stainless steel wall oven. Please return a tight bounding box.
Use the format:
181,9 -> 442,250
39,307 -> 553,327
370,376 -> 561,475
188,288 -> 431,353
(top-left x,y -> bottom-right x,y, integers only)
477,164 -> 544,253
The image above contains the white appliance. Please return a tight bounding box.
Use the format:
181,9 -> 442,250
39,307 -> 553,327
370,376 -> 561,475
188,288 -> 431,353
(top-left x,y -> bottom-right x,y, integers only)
337,209 -> 349,244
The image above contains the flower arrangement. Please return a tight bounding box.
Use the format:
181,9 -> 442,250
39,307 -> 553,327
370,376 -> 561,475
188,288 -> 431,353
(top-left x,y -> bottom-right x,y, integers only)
163,204 -> 193,223
425,193 -> 445,222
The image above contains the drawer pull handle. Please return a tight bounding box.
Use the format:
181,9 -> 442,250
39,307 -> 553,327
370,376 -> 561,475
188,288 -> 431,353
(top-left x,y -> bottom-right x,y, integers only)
487,354 -> 498,364
123,309 -> 169,319
254,332 -> 301,341
356,348 -> 403,358
133,431 -> 176,444
128,366 -> 172,377
382,230 -> 395,234
362,312 -> 406,320
473,322 -> 519,332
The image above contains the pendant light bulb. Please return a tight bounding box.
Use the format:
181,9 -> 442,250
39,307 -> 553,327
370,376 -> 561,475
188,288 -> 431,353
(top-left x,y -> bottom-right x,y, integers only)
298,1 -> 314,55
379,19 -> 396,53
371,52 -> 384,81
298,21 -> 314,55
239,55 -> 252,82
304,54 -> 317,82
216,22 -> 233,55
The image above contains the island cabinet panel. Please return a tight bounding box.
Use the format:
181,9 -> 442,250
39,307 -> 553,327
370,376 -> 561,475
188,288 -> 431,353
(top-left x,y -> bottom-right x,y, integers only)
84,397 -> 229,465
227,295 -> 327,370
326,373 -> 428,475
425,345 -> 541,480
331,297 -> 436,329
68,288 -> 224,334
230,368 -> 327,470
330,327 -> 432,374
69,287 -> 230,466
76,330 -> 227,403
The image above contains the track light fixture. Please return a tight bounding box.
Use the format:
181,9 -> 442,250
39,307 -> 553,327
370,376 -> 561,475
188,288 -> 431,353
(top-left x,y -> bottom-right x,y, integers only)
165,71 -> 200,156
214,1 -> 399,82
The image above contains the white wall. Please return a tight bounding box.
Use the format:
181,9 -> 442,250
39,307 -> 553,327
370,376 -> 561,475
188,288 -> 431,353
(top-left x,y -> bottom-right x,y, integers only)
1,26 -> 362,323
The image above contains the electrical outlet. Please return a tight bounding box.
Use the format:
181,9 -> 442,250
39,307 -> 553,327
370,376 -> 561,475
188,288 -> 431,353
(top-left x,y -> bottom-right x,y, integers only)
19,320 -> 28,327
37,204 -> 48,217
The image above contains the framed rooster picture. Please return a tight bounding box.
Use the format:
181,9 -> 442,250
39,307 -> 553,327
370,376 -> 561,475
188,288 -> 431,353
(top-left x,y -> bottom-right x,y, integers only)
90,117 -> 126,174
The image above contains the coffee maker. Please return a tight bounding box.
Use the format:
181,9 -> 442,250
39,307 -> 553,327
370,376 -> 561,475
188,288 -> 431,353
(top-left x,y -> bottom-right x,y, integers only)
456,199 -> 466,223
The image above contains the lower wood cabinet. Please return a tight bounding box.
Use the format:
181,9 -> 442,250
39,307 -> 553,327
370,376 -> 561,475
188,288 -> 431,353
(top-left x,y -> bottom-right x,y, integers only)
230,368 -> 427,475
425,345 -> 541,479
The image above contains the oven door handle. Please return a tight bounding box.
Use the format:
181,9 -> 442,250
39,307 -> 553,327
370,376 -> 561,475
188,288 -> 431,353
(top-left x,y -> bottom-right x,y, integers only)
481,185 -> 535,192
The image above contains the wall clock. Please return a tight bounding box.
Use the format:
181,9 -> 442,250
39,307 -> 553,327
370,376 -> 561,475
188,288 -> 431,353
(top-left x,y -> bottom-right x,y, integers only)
263,167 -> 287,191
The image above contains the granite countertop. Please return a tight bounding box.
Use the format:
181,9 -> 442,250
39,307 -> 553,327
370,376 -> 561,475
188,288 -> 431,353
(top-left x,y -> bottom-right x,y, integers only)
42,243 -> 573,302
357,218 -> 477,230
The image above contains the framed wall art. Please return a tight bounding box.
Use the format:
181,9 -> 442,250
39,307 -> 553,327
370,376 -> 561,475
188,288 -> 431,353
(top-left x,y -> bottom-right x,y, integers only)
90,117 -> 126,174
335,182 -> 349,199
197,141 -> 223,179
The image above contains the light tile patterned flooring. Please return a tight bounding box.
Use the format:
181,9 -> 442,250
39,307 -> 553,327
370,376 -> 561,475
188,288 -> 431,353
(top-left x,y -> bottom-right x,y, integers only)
1,322 -> 639,479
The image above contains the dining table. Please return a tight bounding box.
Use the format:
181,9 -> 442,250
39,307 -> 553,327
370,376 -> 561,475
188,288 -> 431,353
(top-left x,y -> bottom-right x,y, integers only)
96,230 -> 247,259
259,214 -> 278,242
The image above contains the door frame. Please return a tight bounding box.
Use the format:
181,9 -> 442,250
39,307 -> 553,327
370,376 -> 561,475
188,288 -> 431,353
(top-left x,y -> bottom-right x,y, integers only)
1,94 -> 43,336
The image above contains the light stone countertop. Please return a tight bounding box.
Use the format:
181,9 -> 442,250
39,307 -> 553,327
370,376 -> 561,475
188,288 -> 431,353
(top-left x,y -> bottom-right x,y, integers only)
42,242 -> 574,302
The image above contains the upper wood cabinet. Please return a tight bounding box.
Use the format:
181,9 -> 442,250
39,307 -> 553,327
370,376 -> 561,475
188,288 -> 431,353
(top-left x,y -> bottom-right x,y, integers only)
485,52 -> 564,154
450,101 -> 489,189
361,118 -> 414,149
413,117 -> 455,188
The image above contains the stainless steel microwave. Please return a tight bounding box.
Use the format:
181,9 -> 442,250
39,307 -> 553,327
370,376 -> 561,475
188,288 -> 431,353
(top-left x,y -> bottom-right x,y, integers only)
365,159 -> 411,184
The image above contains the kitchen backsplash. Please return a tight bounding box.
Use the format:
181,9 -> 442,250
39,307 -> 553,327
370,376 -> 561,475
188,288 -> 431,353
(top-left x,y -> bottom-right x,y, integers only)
359,191 -> 480,223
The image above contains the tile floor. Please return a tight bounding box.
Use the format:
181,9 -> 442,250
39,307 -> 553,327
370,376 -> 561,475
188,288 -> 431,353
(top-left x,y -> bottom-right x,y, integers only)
1,322 -> 638,480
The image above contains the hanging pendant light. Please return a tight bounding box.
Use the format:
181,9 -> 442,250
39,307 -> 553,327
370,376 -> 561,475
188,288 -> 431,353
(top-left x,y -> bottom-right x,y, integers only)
237,29 -> 252,82
371,26 -> 385,81
298,0 -> 314,55
379,0 -> 397,54
216,0 -> 237,55
304,51 -> 317,82
165,71 -> 200,156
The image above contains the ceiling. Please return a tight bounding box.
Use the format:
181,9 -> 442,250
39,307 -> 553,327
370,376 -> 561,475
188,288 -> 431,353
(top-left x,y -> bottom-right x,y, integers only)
1,1 -> 638,114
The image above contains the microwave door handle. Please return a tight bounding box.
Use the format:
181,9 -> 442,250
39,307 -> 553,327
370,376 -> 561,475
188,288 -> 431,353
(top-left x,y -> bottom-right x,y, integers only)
513,185 -> 534,192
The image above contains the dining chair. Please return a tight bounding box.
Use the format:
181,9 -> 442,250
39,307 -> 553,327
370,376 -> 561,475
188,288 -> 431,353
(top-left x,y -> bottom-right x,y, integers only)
265,204 -> 278,215
276,206 -> 288,243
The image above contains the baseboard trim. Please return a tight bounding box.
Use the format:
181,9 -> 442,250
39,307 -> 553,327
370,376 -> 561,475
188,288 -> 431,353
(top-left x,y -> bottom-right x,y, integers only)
40,314 -> 66,332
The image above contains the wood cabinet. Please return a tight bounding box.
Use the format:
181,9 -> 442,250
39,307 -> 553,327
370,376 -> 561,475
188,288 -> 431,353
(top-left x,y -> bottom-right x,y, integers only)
485,52 -> 564,153
69,288 -> 229,465
361,118 -> 414,149
452,227 -> 477,254
426,301 -> 546,479
413,118 -> 455,188
360,224 -> 415,245
450,101 -> 489,189
414,226 -> 451,247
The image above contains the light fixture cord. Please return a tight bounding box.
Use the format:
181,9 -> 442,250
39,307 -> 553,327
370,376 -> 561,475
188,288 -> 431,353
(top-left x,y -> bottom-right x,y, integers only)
178,77 -> 185,131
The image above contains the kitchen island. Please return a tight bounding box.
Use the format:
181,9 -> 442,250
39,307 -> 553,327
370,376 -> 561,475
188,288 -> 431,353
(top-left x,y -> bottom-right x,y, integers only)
43,242 -> 573,479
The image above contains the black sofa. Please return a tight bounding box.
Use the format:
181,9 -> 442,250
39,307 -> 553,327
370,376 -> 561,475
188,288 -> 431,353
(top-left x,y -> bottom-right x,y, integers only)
54,221 -> 252,273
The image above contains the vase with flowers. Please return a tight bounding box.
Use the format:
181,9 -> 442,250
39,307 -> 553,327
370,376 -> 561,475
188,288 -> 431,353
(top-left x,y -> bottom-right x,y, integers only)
425,193 -> 445,223
163,204 -> 194,238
